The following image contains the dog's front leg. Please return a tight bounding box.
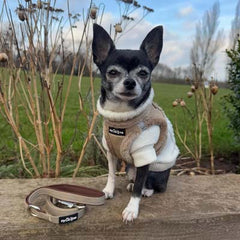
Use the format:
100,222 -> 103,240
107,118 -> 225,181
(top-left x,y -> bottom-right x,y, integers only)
103,151 -> 117,199
122,164 -> 149,222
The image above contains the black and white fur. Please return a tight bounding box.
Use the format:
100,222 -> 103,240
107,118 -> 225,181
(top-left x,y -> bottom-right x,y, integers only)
92,23 -> 171,223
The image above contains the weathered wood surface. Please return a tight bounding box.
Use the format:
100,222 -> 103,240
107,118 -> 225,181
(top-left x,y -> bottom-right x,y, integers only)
1,174 -> 240,239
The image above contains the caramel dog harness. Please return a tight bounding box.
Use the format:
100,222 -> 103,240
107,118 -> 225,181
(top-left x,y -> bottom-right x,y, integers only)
98,88 -> 179,171
103,103 -> 168,165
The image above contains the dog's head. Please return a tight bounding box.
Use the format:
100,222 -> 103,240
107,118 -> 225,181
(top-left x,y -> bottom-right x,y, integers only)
92,24 -> 163,108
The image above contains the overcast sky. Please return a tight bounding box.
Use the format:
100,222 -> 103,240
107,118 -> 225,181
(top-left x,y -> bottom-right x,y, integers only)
68,0 -> 238,81
6,0 -> 239,81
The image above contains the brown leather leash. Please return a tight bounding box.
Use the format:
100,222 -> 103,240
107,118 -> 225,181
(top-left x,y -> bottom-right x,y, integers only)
25,184 -> 105,224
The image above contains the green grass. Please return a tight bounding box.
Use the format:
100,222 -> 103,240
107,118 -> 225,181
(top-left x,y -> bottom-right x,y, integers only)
0,74 -> 239,178
153,83 -> 238,156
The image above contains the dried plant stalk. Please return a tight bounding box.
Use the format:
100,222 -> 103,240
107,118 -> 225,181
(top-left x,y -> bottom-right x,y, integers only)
0,91 -> 40,176
73,111 -> 98,178
0,0 -> 153,178
0,0 -> 92,177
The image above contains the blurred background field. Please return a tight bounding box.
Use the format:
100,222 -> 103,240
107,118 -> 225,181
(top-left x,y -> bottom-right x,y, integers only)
0,75 -> 238,178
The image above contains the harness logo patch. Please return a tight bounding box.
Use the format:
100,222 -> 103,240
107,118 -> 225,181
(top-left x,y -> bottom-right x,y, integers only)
109,127 -> 125,136
59,213 -> 78,224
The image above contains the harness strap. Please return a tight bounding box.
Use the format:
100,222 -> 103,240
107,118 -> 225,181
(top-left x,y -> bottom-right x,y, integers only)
25,184 -> 105,224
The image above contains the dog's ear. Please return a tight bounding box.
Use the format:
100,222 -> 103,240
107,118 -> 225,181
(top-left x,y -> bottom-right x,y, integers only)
140,26 -> 163,68
92,24 -> 115,66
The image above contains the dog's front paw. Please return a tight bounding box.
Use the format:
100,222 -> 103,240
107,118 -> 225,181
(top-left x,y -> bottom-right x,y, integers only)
103,186 -> 114,199
122,197 -> 140,223
122,205 -> 139,223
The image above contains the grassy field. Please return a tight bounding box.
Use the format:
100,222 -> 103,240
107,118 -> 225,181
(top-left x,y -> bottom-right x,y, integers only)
0,75 -> 238,178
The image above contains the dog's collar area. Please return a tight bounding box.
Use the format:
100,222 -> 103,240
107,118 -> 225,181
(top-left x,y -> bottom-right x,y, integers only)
97,88 -> 154,121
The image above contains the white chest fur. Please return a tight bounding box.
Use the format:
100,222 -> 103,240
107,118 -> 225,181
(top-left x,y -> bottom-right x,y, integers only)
103,100 -> 133,112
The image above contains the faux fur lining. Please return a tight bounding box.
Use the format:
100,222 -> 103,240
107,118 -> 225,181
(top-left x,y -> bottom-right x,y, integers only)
97,88 -> 154,121
103,102 -> 168,167
149,161 -> 176,172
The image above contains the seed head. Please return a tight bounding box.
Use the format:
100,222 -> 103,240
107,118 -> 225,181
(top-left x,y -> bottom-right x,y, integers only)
210,84 -> 218,95
114,23 -> 122,33
172,100 -> 178,107
187,91 -> 193,98
17,9 -> 27,21
90,6 -> 98,19
0,53 -> 8,63
180,100 -> 186,107
191,85 -> 195,92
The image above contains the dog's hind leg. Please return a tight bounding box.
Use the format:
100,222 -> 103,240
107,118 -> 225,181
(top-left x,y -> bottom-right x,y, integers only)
145,168 -> 171,193
103,152 -> 117,199
122,165 -> 149,222
141,171 -> 154,197
141,187 -> 154,197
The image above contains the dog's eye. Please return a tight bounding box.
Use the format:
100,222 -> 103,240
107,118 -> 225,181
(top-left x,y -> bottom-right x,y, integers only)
138,70 -> 148,77
108,69 -> 119,77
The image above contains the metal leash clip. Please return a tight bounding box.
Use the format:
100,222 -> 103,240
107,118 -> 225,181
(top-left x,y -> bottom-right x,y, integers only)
56,199 -> 86,210
27,204 -> 41,217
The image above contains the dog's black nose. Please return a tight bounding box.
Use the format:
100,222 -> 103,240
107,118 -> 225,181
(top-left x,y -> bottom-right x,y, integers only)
123,79 -> 136,90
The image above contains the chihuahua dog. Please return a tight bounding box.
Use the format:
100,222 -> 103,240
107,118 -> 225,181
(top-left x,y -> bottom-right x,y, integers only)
92,24 -> 179,223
